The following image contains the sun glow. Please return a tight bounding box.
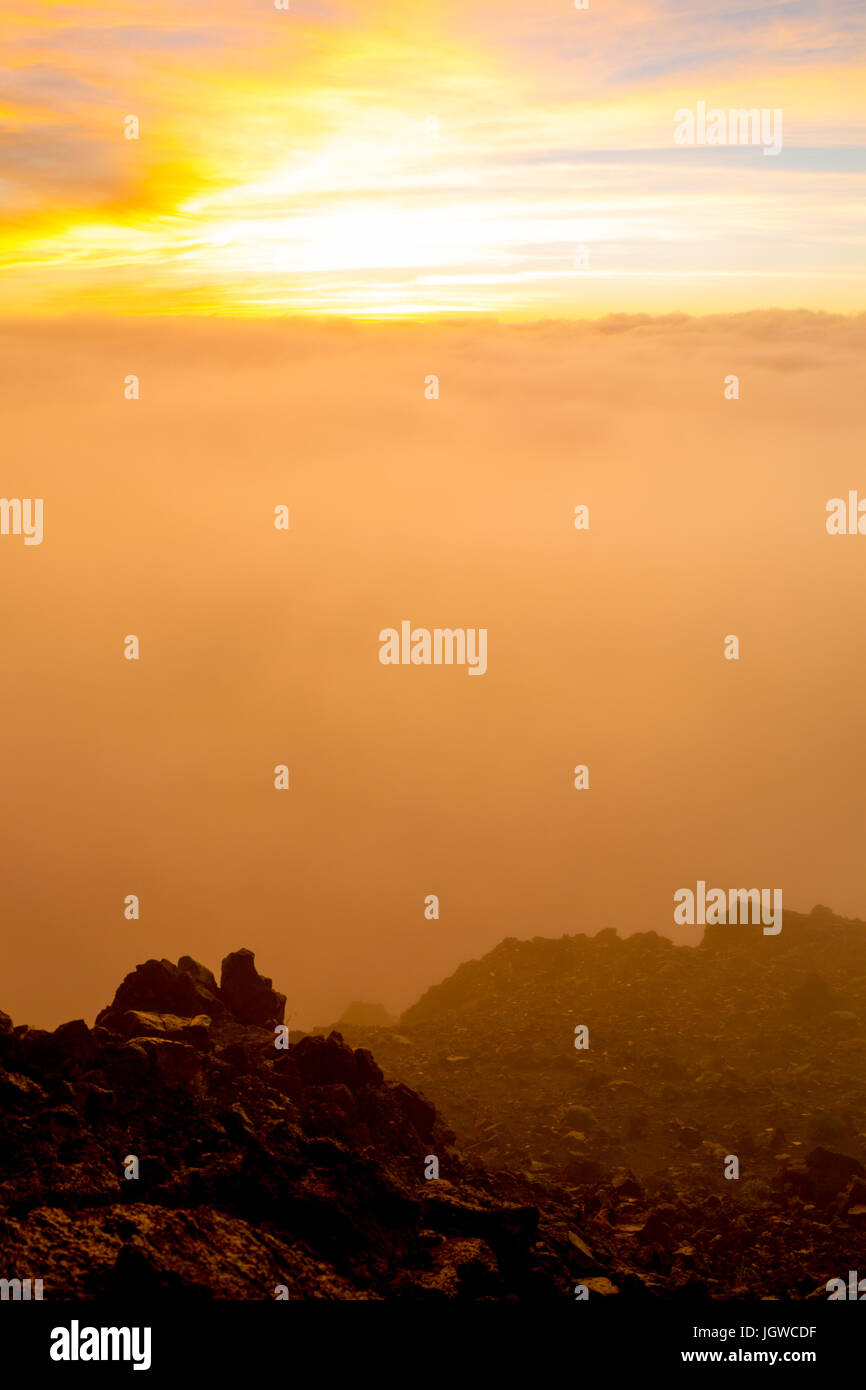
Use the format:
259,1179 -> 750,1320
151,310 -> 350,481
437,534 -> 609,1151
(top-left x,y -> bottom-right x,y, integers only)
1,0 -> 864,316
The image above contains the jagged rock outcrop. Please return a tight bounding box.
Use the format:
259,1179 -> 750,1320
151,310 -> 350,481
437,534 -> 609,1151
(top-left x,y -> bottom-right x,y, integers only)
6,919 -> 864,1300
219,948 -> 285,1027
0,948 -> 623,1300
96,955 -> 227,1031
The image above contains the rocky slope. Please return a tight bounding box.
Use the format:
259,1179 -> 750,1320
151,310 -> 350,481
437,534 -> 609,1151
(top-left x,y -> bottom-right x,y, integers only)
5,918 -> 864,1300
335,909 -> 866,1297
0,948 -> 641,1300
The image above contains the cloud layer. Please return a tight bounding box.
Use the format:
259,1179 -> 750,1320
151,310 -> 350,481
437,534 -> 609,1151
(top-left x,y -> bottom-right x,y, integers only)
1,311 -> 864,1027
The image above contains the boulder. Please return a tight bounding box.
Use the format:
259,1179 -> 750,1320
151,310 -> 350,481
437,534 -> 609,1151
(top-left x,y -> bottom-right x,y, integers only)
51,1019 -> 101,1067
126,1038 -> 202,1087
111,1010 -> 212,1049
97,957 -> 224,1031
292,1034 -> 359,1089
219,949 -> 285,1027
582,1276 -> 619,1296
178,956 -> 220,996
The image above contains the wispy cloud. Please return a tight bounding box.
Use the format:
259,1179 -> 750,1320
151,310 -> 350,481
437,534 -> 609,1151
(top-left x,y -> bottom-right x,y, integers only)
0,0 -> 864,313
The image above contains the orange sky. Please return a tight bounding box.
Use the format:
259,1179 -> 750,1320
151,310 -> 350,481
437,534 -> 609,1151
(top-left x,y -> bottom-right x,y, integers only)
1,0 -> 865,315
2,311 -> 866,1028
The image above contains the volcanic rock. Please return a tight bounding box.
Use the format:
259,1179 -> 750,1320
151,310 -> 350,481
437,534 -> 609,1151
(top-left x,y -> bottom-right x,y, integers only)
96,956 -> 225,1031
0,949 -> 616,1300
219,948 -> 285,1027
335,907 -> 866,1298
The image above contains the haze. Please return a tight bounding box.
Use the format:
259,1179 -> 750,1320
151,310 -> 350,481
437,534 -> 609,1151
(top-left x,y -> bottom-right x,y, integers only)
1,310 -> 864,1030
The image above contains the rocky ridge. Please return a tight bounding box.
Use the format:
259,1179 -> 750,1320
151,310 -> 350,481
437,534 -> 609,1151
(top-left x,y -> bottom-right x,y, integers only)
1,948 -> 638,1299
334,908 -> 866,1297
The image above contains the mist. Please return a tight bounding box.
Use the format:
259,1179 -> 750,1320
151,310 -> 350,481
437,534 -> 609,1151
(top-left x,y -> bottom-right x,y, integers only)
1,310 -> 864,1030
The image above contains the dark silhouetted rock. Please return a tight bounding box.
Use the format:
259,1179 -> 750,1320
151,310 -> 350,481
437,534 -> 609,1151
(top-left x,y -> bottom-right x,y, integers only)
178,956 -> 220,995
112,1010 -> 212,1049
336,907 -> 866,1298
219,948 -> 285,1027
11,914 -> 866,1301
127,1037 -> 203,1087
292,1034 -> 359,1088
97,957 -> 224,1032
2,948 -> 616,1300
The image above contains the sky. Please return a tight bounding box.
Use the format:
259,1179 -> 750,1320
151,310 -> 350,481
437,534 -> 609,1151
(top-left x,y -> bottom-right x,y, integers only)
1,0 -> 865,316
